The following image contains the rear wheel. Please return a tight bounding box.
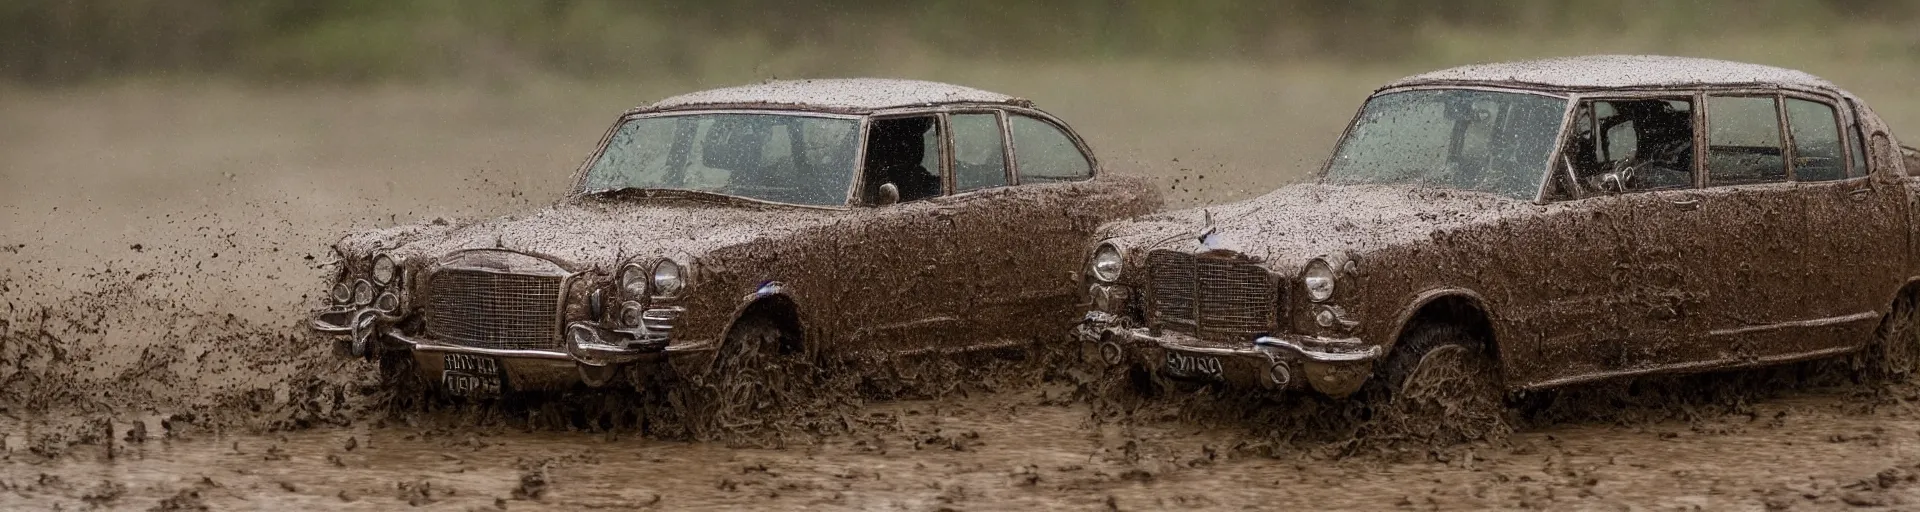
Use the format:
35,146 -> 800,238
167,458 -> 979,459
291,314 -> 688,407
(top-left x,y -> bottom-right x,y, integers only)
1864,292 -> 1920,378
1375,323 -> 1509,443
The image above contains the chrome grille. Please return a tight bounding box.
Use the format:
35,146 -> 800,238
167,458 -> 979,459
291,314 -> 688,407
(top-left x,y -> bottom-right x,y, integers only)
425,269 -> 564,350
1149,251 -> 1198,327
1148,250 -> 1278,341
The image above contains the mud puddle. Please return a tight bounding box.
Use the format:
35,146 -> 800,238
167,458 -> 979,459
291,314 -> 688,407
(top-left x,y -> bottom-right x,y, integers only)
8,386 -> 1920,511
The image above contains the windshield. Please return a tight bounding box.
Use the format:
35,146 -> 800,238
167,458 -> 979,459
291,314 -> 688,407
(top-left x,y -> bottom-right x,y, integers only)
1324,89 -> 1568,200
579,113 -> 861,206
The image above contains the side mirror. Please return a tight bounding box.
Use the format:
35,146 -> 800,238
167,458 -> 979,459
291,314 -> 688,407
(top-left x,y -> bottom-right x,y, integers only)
876,183 -> 900,206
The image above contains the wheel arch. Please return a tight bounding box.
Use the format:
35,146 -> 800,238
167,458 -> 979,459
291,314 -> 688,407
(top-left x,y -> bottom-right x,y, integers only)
718,282 -> 808,357
1387,288 -> 1503,366
1893,276 -> 1920,308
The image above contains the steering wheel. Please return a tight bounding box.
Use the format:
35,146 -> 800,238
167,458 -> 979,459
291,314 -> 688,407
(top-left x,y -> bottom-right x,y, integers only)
1613,160 -> 1639,191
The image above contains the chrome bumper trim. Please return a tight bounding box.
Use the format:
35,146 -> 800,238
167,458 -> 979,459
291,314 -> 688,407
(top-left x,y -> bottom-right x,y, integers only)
387,331 -> 574,360
1073,315 -> 1381,364
1254,335 -> 1382,363
310,307 -> 354,334
565,321 -> 670,366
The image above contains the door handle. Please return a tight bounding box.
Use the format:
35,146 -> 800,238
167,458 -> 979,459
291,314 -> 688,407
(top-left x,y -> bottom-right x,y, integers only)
1849,188 -> 1871,201
1668,198 -> 1701,210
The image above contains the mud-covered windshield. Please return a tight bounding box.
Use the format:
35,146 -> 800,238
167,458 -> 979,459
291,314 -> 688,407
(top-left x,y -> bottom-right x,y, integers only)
580,113 -> 861,206
1324,89 -> 1567,200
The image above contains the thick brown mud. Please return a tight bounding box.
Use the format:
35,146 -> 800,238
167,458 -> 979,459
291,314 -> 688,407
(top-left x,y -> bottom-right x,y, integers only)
9,82 -> 1920,510
10,385 -> 1920,510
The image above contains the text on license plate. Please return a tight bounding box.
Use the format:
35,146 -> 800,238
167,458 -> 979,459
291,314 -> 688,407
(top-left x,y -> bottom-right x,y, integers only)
1164,351 -> 1223,379
442,353 -> 502,397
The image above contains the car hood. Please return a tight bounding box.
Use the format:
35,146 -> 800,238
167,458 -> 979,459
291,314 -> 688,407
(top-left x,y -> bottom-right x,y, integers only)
1099,183 -> 1542,272
334,196 -> 842,271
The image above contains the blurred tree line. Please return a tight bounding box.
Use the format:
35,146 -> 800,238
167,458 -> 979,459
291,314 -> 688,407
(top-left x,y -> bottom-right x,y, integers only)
1,0 -> 1913,84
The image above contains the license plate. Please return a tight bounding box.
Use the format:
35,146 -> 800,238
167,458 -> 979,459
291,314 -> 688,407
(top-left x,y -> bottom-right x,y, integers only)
1164,351 -> 1223,380
441,353 -> 502,397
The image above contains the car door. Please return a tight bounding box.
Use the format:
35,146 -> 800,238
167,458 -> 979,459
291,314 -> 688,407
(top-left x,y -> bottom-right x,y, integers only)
1687,94 -> 1817,363
1787,95 -> 1905,356
937,110 -> 1111,344
1529,96 -> 1714,381
836,113 -> 969,355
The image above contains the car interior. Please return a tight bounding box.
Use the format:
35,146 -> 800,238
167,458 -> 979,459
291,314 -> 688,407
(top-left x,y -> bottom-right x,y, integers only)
863,116 -> 944,204
1560,98 -> 1696,195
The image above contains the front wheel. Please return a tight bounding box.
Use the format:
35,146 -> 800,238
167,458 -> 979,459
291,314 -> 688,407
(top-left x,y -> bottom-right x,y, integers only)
1374,323 -> 1510,444
679,315 -> 810,446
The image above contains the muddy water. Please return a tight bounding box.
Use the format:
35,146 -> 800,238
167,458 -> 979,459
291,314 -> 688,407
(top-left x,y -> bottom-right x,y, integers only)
9,387 -> 1920,510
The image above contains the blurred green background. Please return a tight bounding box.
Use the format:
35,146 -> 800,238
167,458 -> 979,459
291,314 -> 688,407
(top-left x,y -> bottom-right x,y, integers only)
5,0 -> 1918,84
3,0 -> 1920,324
4,0 -> 1920,220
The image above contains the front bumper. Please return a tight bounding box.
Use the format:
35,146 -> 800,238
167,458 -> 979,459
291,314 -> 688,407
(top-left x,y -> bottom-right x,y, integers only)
1073,312 -> 1383,396
311,306 -> 684,392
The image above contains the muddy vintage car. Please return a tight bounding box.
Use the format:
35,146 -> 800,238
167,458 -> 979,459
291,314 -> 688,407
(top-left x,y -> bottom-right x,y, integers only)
1077,55 -> 1920,407
311,79 -> 1157,402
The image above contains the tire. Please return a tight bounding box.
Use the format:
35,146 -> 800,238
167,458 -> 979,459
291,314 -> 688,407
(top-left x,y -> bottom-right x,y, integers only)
1375,323 -> 1509,443
684,315 -> 807,445
1865,292 -> 1920,379
377,348 -> 431,408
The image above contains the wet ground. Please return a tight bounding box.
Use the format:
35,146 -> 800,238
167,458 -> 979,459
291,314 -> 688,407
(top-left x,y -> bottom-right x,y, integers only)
6,72 -> 1920,510
11,385 -> 1920,510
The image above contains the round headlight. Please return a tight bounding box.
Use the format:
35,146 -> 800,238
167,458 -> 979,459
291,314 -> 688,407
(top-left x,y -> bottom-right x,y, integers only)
371,254 -> 398,285
651,260 -> 684,297
1303,259 -> 1336,302
1089,244 -> 1122,282
620,263 -> 648,299
330,282 -> 354,304
352,279 -> 375,306
374,291 -> 401,313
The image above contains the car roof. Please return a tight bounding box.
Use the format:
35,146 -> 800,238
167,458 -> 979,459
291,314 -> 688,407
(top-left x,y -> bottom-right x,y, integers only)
1384,55 -> 1843,93
636,78 -> 1032,114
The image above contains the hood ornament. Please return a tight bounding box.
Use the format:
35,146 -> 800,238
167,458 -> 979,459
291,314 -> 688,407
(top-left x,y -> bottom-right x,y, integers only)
1198,209 -> 1225,251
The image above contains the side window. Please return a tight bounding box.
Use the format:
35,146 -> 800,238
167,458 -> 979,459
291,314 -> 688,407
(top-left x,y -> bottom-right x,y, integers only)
862,116 -> 943,204
1558,98 -> 1695,195
1010,115 -> 1092,182
950,113 -> 1009,192
1784,98 -> 1844,181
1706,96 -> 1786,185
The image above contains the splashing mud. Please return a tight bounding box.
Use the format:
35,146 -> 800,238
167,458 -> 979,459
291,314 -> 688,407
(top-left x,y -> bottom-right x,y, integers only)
10,82 -> 1920,510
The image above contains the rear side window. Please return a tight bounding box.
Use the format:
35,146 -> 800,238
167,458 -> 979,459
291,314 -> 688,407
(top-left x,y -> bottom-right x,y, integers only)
1706,96 -> 1786,185
1785,98 -> 1844,181
950,113 -> 1009,192
1010,115 -> 1092,182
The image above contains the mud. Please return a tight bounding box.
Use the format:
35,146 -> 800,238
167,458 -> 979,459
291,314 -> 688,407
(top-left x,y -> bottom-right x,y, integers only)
11,383 -> 1920,510
1089,56 -> 1915,397
8,76 -> 1920,510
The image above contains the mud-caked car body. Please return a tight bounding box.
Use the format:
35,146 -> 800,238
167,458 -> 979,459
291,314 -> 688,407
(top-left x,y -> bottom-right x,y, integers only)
311,79 -> 1158,400
1077,56 -> 1920,403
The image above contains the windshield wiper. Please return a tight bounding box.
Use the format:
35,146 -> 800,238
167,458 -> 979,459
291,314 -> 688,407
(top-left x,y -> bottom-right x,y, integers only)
581,187 -> 741,203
